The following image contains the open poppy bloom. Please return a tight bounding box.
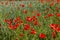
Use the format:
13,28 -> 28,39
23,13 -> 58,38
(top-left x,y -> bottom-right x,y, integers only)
55,27 -> 60,32
8,23 -> 19,30
26,16 -> 32,22
32,16 -> 37,21
48,14 -> 53,17
39,33 -> 46,39
4,19 -> 12,25
30,28 -> 36,35
36,13 -> 41,17
56,13 -> 60,17
24,24 -> 30,30
50,24 -> 58,30
33,20 -> 38,25
22,10 -> 27,14
50,2 -> 54,7
20,4 -> 25,7
57,0 -> 60,3
13,16 -> 20,22
50,24 -> 60,32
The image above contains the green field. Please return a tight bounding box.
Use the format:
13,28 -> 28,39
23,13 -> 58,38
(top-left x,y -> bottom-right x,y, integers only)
0,1 -> 60,40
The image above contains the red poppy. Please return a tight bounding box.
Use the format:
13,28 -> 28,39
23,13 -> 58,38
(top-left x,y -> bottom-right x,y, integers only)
50,2 -> 54,7
56,7 -> 59,11
46,0 -> 50,2
8,23 -> 19,30
22,10 -> 27,14
26,16 -> 32,22
50,24 -> 58,30
19,20 -> 23,25
52,31 -> 56,38
56,27 -> 60,32
56,13 -> 60,17
39,33 -> 46,39
4,19 -> 12,25
24,24 -> 30,30
48,14 -> 53,17
44,16 -> 47,19
29,3 -> 32,8
57,0 -> 60,3
14,16 -> 20,22
30,28 -> 36,35
33,20 -> 38,25
13,23 -> 19,29
39,0 -> 44,3
19,33 -> 24,37
49,24 -> 60,32
16,38 -> 18,40
36,13 -> 41,17
52,0 -> 54,2
32,16 -> 37,21
8,24 -> 14,29
20,4 -> 25,7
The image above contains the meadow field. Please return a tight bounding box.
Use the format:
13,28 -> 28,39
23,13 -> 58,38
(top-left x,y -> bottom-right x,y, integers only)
0,0 -> 60,40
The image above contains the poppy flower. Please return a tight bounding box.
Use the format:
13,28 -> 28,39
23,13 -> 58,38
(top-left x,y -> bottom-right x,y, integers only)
22,10 -> 27,14
20,4 -> 25,7
30,28 -> 36,35
57,0 -> 60,3
39,0 -> 44,3
16,38 -> 18,40
49,24 -> 60,32
56,27 -> 60,32
26,16 -> 32,22
14,16 -> 20,22
48,14 -> 53,17
55,7 -> 59,11
52,31 -> 56,38
13,23 -> 19,29
44,16 -> 47,19
50,2 -> 54,7
29,3 -> 32,8
8,24 -> 14,29
39,33 -> 46,39
36,13 -> 41,17
33,20 -> 38,25
18,20 -> 23,25
24,24 -> 30,30
19,33 -> 24,37
56,13 -> 60,17
52,0 -> 54,2
32,16 -> 37,21
4,19 -> 12,25
46,0 -> 50,2
8,23 -> 19,30
50,24 -> 58,30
